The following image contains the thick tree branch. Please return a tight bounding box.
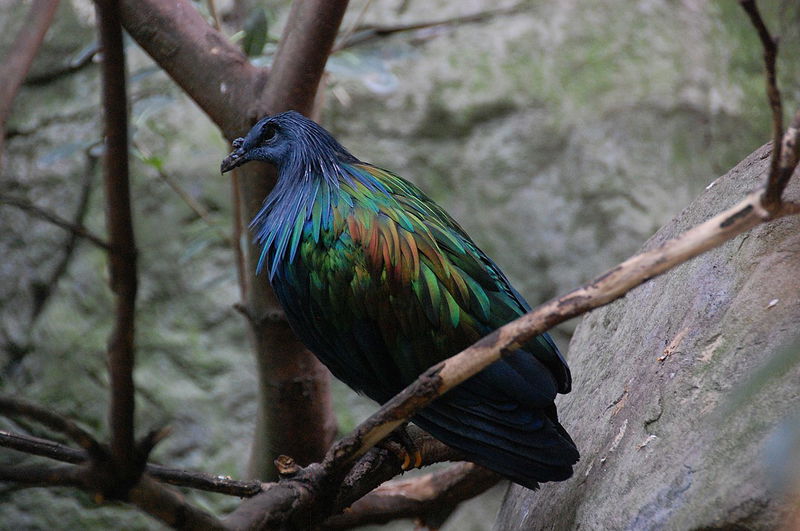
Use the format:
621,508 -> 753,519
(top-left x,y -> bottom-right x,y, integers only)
232,0 -> 348,479
0,0 -> 60,167
322,463 -> 499,530
224,427 -> 461,529
127,475 -> 227,530
119,0 -> 267,138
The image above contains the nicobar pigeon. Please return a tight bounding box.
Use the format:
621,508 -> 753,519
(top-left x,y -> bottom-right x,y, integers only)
221,111 -> 579,489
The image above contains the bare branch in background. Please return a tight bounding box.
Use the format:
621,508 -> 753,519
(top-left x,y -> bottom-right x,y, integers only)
23,42 -> 100,86
134,140 -> 234,246
0,193 -> 110,251
333,5 -> 524,52
739,0 -> 783,203
0,0 -> 60,167
0,396 -> 102,456
0,463 -> 84,488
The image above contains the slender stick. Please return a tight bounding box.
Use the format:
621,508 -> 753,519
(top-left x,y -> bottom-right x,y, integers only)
0,194 -> 111,251
96,0 -> 138,476
739,0 -> 784,208
0,396 -> 101,456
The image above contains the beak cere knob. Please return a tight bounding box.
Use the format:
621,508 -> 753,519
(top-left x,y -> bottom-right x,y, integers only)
220,138 -> 246,174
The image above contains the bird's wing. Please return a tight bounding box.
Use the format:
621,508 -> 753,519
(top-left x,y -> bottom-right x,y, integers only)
350,163 -> 571,392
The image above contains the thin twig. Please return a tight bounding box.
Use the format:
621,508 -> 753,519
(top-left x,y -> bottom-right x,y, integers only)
0,194 -> 111,251
32,166 -> 97,323
333,5 -> 523,52
0,0 -> 60,167
24,42 -> 100,86
740,0 -> 784,207
0,430 -> 264,497
335,0 -> 373,53
96,0 -> 138,480
207,0 -> 221,31
134,140 -> 234,246
0,397 -> 102,457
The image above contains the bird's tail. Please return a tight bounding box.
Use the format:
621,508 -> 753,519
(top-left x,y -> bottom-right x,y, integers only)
412,393 -> 578,490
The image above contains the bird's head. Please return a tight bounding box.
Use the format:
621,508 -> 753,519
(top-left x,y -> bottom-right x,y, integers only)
220,110 -> 356,175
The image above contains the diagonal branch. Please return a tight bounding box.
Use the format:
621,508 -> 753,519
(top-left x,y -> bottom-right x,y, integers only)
323,119 -> 800,471
119,0 -> 268,138
322,463 -> 499,530
0,396 -> 103,457
333,5 -> 525,52
0,0 -> 60,167
0,194 -> 111,251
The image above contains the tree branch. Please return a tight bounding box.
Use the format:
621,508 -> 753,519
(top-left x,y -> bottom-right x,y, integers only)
224,426 -> 462,529
324,173 -> 800,472
739,0 -> 785,209
322,463 -> 499,530
0,463 -> 84,488
0,0 -> 60,167
119,0 -> 267,138
0,396 -> 103,457
0,429 -> 264,498
0,193 -> 111,251
96,0 -> 139,487
127,474 -> 227,530
232,0 -> 348,479
333,5 -> 524,52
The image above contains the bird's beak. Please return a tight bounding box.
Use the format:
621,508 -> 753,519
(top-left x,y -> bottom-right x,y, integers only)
221,143 -> 246,174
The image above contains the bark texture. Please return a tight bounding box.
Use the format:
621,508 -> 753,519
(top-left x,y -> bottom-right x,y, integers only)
496,143 -> 800,529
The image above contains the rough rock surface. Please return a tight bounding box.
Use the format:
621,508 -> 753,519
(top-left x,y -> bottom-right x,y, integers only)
496,144 -> 800,530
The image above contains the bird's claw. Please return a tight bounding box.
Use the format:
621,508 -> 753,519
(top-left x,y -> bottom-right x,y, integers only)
380,428 -> 423,470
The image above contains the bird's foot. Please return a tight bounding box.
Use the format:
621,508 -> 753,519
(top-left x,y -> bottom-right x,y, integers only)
379,425 -> 423,470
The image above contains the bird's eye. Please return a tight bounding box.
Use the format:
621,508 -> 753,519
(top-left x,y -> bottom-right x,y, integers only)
232,137 -> 244,149
261,124 -> 277,143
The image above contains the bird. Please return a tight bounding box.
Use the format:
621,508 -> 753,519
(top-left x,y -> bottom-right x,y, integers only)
220,110 -> 578,489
